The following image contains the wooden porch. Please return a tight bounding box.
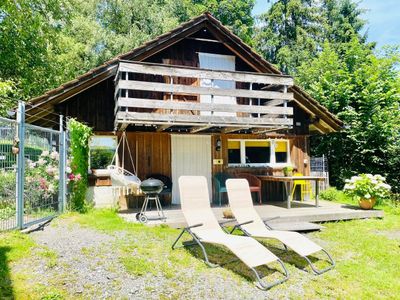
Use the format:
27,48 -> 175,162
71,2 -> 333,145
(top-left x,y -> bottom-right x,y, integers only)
119,200 -> 384,230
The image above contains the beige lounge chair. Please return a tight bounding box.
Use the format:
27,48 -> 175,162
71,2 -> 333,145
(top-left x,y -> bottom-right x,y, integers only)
172,176 -> 289,290
226,178 -> 335,275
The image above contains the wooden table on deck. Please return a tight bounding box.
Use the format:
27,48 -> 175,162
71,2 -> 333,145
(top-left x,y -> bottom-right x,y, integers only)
257,176 -> 326,209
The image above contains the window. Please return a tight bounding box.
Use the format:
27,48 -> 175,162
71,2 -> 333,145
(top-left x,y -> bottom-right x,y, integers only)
227,139 -> 290,166
244,141 -> 270,164
275,141 -> 288,163
89,136 -> 117,169
228,140 -> 241,164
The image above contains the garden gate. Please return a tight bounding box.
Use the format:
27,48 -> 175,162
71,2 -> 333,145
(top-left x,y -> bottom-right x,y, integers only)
0,102 -> 68,231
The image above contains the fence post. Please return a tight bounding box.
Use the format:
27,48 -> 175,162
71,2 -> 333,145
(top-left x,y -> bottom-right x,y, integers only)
16,101 -> 25,229
59,115 -> 66,212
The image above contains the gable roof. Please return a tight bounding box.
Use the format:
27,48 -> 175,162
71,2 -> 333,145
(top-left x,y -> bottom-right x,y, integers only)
27,12 -> 342,132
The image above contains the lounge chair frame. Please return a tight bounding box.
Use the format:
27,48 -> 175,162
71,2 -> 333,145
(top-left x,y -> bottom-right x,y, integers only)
225,219 -> 335,275
172,223 -> 289,290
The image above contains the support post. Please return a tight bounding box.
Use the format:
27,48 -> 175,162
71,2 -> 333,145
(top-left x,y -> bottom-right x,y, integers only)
16,101 -> 25,229
59,115 -> 66,212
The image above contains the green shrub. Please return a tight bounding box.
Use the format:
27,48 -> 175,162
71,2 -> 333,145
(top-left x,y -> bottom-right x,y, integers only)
67,119 -> 92,212
90,147 -> 114,169
0,170 -> 16,220
320,187 -> 351,203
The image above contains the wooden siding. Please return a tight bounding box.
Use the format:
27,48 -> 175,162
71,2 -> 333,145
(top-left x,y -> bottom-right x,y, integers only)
119,132 -> 171,180
113,132 -> 310,203
57,78 -> 115,131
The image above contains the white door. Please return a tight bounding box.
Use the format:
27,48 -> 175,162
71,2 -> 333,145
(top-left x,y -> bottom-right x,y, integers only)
171,135 -> 212,204
198,53 -> 236,116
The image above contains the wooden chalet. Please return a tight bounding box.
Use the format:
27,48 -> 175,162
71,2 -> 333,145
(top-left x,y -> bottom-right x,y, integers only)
26,13 -> 342,206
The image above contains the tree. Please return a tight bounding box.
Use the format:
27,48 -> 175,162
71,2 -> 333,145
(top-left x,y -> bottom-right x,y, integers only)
180,0 -> 256,45
0,0 -> 71,98
254,0 -> 368,74
297,39 -> 400,191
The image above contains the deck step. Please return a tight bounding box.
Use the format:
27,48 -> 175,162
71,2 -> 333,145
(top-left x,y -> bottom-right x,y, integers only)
267,221 -> 324,232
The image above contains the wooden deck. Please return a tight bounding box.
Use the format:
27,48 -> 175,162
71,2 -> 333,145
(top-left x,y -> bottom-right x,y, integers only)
119,199 -> 384,230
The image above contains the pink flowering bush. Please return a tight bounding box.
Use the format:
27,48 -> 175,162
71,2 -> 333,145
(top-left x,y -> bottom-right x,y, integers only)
26,150 -> 81,202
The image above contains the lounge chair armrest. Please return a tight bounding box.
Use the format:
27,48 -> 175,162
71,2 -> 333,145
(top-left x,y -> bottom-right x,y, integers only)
219,219 -> 234,225
237,220 -> 254,226
262,216 -> 280,224
229,220 -> 253,235
186,223 -> 204,229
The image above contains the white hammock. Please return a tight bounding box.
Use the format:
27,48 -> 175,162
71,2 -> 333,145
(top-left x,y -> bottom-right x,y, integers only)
106,132 -> 141,196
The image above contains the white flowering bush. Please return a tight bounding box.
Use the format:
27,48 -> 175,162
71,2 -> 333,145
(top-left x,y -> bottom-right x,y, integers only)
343,174 -> 391,203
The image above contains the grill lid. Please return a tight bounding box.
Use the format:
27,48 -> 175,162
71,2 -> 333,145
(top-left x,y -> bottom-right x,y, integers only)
140,178 -> 164,194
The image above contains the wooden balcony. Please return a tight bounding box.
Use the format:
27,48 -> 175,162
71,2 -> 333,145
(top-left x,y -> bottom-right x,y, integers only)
114,60 -> 295,133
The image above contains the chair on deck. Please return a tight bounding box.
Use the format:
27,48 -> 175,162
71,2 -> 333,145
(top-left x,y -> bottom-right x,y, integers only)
291,172 -> 313,201
226,178 -> 335,275
172,176 -> 289,290
235,173 -> 262,204
213,172 -> 232,206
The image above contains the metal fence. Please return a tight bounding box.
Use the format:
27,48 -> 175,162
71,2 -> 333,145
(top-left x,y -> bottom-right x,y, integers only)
0,102 -> 67,231
0,117 -> 18,230
310,155 -> 329,191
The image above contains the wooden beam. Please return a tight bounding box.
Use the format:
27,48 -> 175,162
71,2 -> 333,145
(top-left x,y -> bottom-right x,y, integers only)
252,127 -> 285,134
222,127 -> 249,133
190,126 -> 211,133
156,124 -> 172,132
117,98 -> 293,115
119,61 -> 294,86
116,111 -> 293,127
117,80 -> 293,101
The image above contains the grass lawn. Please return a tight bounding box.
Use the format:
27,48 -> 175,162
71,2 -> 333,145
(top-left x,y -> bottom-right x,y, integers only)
1,208 -> 400,299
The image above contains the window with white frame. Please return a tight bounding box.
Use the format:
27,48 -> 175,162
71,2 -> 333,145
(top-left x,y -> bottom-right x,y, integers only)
227,139 -> 290,167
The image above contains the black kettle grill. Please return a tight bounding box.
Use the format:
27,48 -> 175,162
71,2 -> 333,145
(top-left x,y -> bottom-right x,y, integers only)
136,178 -> 166,223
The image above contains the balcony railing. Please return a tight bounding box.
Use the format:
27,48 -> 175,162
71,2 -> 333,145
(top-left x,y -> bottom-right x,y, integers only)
114,60 -> 294,133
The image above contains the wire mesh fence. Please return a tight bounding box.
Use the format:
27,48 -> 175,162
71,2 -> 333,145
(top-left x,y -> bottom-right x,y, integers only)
0,117 -> 18,230
0,102 -> 67,231
23,124 -> 61,227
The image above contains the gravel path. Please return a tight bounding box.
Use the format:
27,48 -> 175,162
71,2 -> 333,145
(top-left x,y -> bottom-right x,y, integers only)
12,218 -> 317,299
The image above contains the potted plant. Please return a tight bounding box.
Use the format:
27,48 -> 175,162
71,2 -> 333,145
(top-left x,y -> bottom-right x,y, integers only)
283,166 -> 294,177
222,208 -> 234,219
343,174 -> 391,209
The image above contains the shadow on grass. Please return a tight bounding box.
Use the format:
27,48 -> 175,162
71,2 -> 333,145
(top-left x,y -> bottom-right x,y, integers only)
0,246 -> 13,299
257,239 -> 334,273
185,243 -> 287,284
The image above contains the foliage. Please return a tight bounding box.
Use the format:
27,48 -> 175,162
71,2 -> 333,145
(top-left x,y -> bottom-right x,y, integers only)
0,171 -> 16,220
179,0 -> 256,44
319,187 -> 351,203
255,0 -> 368,74
297,40 -> 400,191
90,147 -> 114,170
0,0 -> 72,99
67,119 -> 92,212
0,80 -> 19,117
343,174 -> 391,204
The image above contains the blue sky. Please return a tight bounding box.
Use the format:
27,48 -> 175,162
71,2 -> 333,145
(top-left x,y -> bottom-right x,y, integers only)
253,0 -> 400,47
